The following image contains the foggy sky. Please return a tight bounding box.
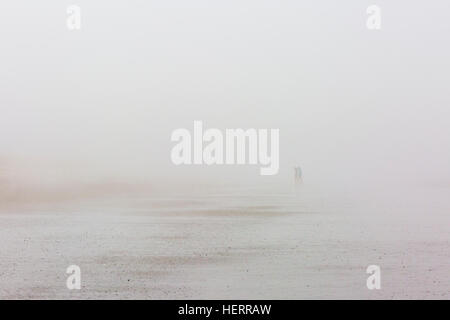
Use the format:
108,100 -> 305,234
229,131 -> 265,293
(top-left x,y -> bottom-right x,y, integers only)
0,0 -> 449,190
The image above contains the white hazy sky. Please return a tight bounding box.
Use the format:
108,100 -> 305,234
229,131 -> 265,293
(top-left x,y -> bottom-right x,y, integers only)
0,0 -> 449,189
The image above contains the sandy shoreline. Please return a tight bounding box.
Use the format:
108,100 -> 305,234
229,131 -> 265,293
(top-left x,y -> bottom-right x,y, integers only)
0,187 -> 449,299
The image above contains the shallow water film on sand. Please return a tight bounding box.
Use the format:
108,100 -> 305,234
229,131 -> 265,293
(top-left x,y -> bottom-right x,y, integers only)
1,184 -> 448,299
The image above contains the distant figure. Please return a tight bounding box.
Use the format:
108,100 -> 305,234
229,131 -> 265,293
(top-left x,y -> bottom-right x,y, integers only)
294,166 -> 302,184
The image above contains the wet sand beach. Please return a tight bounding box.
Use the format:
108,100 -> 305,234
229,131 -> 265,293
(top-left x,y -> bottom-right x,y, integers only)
0,185 -> 449,299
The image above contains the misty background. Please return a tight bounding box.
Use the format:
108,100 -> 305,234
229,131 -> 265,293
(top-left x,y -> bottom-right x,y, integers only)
0,0 -> 449,200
